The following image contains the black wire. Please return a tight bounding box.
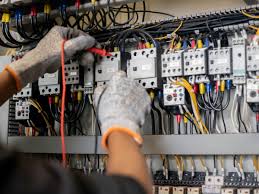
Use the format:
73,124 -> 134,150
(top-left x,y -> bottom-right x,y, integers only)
237,97 -> 248,133
150,109 -> 156,135
142,1 -> 146,22
178,122 -> 181,135
220,92 -> 227,133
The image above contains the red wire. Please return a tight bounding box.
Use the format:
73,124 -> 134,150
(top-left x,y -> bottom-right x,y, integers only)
60,40 -> 67,167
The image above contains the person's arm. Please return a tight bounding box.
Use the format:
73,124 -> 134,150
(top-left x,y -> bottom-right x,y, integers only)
0,70 -> 17,105
94,71 -> 152,194
0,26 -> 95,106
107,131 -> 152,194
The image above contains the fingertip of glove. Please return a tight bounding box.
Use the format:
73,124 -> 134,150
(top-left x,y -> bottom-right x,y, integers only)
4,65 -> 22,91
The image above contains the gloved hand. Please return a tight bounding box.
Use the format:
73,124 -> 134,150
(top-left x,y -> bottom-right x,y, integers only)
94,71 -> 151,150
5,26 -> 96,91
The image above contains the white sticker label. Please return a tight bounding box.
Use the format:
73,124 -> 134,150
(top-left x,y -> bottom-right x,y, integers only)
70,72 -> 77,76
142,64 -> 151,71
168,61 -> 180,67
46,74 -> 56,78
255,55 -> 259,60
216,58 -> 228,64
107,68 -> 115,73
192,59 -> 203,65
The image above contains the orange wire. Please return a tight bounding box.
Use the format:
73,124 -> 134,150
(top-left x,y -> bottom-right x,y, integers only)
61,40 -> 67,167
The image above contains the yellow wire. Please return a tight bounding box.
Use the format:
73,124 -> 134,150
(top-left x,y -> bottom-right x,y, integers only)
253,156 -> 258,171
239,156 -> 244,169
155,20 -> 183,41
199,157 -> 207,172
241,10 -> 259,19
173,79 -> 209,134
174,155 -> 181,169
219,156 -> 224,169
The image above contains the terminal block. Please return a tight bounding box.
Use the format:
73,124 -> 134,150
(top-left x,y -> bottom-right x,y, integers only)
38,71 -> 60,95
15,100 -> 30,120
247,46 -> 259,72
128,48 -> 161,89
172,187 -> 186,194
161,50 -> 184,77
13,83 -> 32,98
232,38 -> 247,84
163,84 -> 185,106
221,188 -> 236,194
246,79 -> 259,103
202,176 -> 223,194
183,48 -> 207,76
208,47 -> 232,75
65,62 -> 83,85
158,186 -> 171,194
187,187 -> 201,194
95,52 -> 121,86
237,188 -> 252,194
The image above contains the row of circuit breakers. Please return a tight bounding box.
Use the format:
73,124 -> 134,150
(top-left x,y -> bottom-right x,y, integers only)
13,37 -> 259,120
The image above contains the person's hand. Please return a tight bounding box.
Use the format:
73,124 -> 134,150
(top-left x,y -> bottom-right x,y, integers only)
94,71 -> 151,150
5,26 -> 96,91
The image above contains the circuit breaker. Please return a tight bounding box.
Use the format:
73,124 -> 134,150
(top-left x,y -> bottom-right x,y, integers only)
208,47 -> 232,75
163,84 -> 185,106
232,38 -> 247,84
38,71 -> 60,95
221,188 -> 236,194
95,52 -> 121,86
247,46 -> 259,72
15,100 -> 30,120
13,83 -> 32,98
161,50 -> 184,77
183,48 -> 207,76
237,188 -> 252,194
128,48 -> 161,88
65,62 -> 83,85
246,79 -> 259,103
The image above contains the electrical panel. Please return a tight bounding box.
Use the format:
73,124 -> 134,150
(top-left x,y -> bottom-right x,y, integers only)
95,52 -> 121,86
15,100 -> 30,120
247,46 -> 259,72
2,2 -> 259,192
183,48 -> 207,76
232,38 -> 247,84
163,84 -> 185,106
38,71 -> 60,95
246,79 -> 259,103
208,47 -> 232,75
161,50 -> 184,77
128,48 -> 161,89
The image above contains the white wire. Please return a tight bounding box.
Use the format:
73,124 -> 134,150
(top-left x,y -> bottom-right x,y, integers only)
231,88 -> 239,133
242,88 -> 252,132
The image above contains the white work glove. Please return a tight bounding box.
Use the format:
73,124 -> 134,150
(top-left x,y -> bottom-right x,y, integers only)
5,26 -> 96,91
94,71 -> 151,150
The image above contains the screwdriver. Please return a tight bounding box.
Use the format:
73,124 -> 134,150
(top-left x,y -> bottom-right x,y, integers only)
86,47 -> 112,57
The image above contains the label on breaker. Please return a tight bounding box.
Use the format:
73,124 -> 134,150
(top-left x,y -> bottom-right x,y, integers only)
161,50 -> 184,77
208,47 -> 232,75
95,52 -> 121,82
247,46 -> 259,72
183,48 -> 207,76
163,84 -> 185,106
232,38 -> 246,77
128,48 -> 157,80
